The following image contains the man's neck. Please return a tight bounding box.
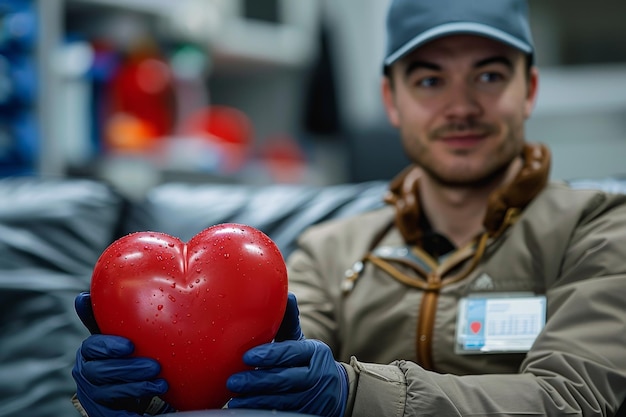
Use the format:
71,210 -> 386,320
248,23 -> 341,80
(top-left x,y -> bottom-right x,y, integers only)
419,158 -> 523,248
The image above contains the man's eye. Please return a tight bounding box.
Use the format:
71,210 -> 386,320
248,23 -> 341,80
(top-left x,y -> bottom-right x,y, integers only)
478,72 -> 505,83
415,76 -> 441,88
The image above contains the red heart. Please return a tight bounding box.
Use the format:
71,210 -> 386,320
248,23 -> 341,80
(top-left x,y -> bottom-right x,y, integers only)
90,223 -> 288,411
470,321 -> 482,334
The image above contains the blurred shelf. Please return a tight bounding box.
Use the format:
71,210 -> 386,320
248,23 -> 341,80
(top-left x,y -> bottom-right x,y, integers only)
65,0 -> 172,15
63,0 -> 320,71
35,0 -> 322,177
210,20 -> 317,71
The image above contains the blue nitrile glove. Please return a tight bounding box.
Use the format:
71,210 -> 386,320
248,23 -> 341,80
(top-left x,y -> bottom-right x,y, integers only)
75,291 -> 101,334
72,292 -> 175,416
274,292 -> 304,342
226,292 -> 348,417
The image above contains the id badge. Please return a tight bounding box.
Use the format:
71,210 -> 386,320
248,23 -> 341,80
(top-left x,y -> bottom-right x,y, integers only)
455,293 -> 546,354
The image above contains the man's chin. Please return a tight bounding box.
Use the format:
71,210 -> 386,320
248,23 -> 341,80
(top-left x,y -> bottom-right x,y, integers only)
424,166 -> 511,189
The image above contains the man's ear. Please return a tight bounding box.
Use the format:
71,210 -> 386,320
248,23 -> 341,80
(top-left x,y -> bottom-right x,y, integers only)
524,66 -> 539,119
381,76 -> 400,127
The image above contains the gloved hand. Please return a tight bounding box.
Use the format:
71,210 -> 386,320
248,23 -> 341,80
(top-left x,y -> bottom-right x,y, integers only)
226,293 -> 348,417
72,292 -> 175,416
75,291 -> 101,335
274,292 -> 305,342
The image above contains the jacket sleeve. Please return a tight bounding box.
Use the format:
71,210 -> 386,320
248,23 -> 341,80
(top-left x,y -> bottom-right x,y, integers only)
343,192 -> 626,417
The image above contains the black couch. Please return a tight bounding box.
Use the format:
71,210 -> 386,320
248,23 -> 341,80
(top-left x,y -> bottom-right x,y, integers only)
1,175 -> 625,417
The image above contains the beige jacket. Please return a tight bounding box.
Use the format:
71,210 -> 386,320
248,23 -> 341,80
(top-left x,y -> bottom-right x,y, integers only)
288,149 -> 626,416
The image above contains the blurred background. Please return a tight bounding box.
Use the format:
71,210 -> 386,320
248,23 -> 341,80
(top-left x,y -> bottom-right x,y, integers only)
1,0 -> 625,198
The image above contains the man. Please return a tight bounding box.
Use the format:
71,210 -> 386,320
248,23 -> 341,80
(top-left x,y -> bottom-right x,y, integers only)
73,0 -> 626,416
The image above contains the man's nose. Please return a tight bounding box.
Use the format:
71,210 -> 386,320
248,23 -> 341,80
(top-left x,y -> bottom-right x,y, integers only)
442,83 -> 483,120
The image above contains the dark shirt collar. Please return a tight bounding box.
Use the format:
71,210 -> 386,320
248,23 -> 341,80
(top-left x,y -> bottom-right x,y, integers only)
419,211 -> 456,259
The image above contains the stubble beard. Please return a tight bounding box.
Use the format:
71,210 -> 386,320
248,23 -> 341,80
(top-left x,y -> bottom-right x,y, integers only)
408,122 -> 523,190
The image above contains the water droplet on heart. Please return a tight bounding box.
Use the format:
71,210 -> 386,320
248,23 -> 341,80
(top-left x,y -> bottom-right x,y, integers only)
187,340 -> 192,345
171,352 -> 176,356
212,339 -> 216,342
186,313 -> 191,317
168,243 -> 174,247
116,253 -> 122,257
171,283 -> 176,289
157,305 -> 164,311
156,255 -> 163,261
195,279 -> 200,284
168,295 -> 176,302
196,268 -> 202,273
224,253 -> 230,259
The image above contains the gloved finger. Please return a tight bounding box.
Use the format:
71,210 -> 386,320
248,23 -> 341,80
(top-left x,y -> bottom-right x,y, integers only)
81,357 -> 162,384
88,380 -> 168,404
228,391 -> 311,412
80,334 -> 135,360
75,291 -> 101,334
75,393 -> 144,417
274,292 -> 304,342
242,339 -> 316,368
227,366 -> 312,394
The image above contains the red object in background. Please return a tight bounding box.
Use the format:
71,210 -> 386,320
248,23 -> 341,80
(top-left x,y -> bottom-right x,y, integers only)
90,224 -> 288,411
180,105 -> 254,172
182,106 -> 253,147
105,40 -> 176,152
260,135 -> 308,183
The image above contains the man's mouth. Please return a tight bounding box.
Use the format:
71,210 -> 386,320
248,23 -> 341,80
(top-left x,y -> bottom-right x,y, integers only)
439,132 -> 488,147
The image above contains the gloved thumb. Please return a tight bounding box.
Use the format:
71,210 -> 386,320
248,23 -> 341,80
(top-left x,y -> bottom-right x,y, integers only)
75,291 -> 101,335
274,292 -> 304,342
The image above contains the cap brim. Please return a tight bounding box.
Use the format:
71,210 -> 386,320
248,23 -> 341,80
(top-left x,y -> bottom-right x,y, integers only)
384,22 -> 534,67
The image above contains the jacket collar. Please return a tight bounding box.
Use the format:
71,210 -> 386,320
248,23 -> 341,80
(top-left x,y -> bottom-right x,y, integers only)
384,143 -> 551,245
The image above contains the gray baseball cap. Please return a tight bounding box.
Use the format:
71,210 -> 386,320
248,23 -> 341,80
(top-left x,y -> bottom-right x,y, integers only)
383,0 -> 534,68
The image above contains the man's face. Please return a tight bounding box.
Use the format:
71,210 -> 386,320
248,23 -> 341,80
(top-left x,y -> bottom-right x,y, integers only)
382,35 -> 538,187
